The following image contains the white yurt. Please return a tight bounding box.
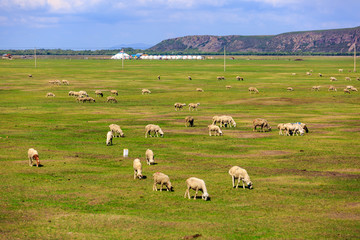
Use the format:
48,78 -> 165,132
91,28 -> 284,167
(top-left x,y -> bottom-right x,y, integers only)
111,52 -> 130,59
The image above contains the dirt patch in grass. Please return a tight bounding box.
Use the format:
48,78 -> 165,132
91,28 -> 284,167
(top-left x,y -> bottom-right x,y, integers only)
242,150 -> 293,158
342,128 -> 360,132
327,212 -> 360,220
226,131 -> 270,139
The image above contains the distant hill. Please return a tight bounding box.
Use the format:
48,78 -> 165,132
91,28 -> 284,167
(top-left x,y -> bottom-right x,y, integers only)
148,26 -> 360,53
110,43 -> 153,50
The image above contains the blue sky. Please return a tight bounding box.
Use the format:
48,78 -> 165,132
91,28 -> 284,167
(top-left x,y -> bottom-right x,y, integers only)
0,0 -> 359,49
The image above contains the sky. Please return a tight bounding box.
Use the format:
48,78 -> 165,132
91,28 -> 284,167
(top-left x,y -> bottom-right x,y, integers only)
0,0 -> 359,50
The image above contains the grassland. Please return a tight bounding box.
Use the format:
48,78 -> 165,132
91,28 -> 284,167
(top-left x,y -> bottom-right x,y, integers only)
0,56 -> 359,239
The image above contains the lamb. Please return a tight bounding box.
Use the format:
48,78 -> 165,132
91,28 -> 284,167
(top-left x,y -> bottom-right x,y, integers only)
228,166 -> 253,189
142,89 -> 151,95
208,124 -> 223,136
184,177 -> 209,200
145,124 -> 164,138
344,88 -> 351,94
153,172 -> 173,191
196,88 -> 203,92
287,87 -> 294,91
283,123 -> 305,136
133,158 -> 143,179
95,90 -> 103,97
188,103 -> 200,111
106,131 -> 113,146
253,118 -> 271,132
111,90 -> 118,96
188,76 -> 192,80
46,92 -> 55,97
345,77 -> 351,81
28,148 -> 40,167
338,69 -> 343,73
145,149 -> 155,165
236,76 -> 244,81
248,87 -> 259,94
107,96 -> 118,103
226,85 -> 232,89
185,116 -> 194,127
277,123 -> 286,135
62,80 -> 69,85
312,86 -> 320,91
330,77 -> 337,81
328,86 -> 337,91
109,124 -> 124,137
174,103 -> 186,111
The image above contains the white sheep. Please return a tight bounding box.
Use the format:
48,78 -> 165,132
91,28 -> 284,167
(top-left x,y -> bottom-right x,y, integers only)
208,124 -> 223,136
345,77 -> 351,81
153,172 -> 173,191
109,124 -> 124,137
319,73 -> 323,77
221,116 -> 236,128
226,85 -> 232,89
248,87 -> 259,94
217,76 -> 225,80
95,90 -> 103,97
184,177 -> 209,200
68,91 -> 75,96
188,76 -> 192,80
253,118 -> 271,132
28,148 -> 40,167
106,131 -> 113,146
185,116 -> 194,127
306,72 -> 311,76
188,103 -> 200,111
133,158 -> 143,179
78,91 -> 88,97
107,96 -> 118,103
277,123 -> 286,135
196,88 -> 203,92
145,124 -> 164,138
236,76 -> 244,81
312,86 -> 320,91
344,88 -> 351,94
283,123 -> 305,136
228,166 -> 253,189
111,90 -> 118,96
291,73 -> 296,76
157,75 -> 160,80
46,92 -> 55,97
330,77 -> 337,82
328,86 -> 337,91
287,87 -> 294,91
62,80 -> 69,85
350,87 -> 358,92
338,69 -> 343,73
174,103 -> 186,111
145,149 -> 155,165
142,89 -> 151,95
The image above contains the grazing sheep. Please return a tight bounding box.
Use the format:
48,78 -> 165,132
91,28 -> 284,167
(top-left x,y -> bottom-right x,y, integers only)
312,86 -> 320,91
330,77 -> 337,82
208,124 -> 223,136
145,149 -> 155,165
345,77 -> 351,81
174,103 -> 186,111
328,86 -> 337,91
157,75 -> 160,80
228,166 -> 253,189
106,131 -> 113,146
277,123 -> 286,135
338,69 -> 343,73
306,72 -> 311,76
253,118 -> 271,132
142,89 -> 151,95
133,158 -> 143,179
109,124 -> 124,138
107,96 -> 118,103
346,85 -> 354,89
217,76 -> 225,80
283,123 -> 305,136
78,91 -> 88,97
185,116 -> 194,127
226,85 -> 232,89
220,116 -> 236,128
95,90 -> 103,97
153,172 -> 172,191
188,103 -> 200,111
62,80 -> 69,85
85,97 -> 95,103
350,87 -> 358,92
68,91 -> 75,96
28,74 -> 32,77
299,122 -> 309,133
145,124 -> 164,138
236,76 -> 244,81
46,92 -> 55,97
184,177 -> 209,200
291,73 -> 296,76
28,148 -> 40,167
287,87 -> 294,91
111,90 -> 118,96
344,88 -> 351,94
248,87 -> 259,94
188,76 -> 192,80
196,88 -> 203,92
212,116 -> 222,126
319,73 -> 323,77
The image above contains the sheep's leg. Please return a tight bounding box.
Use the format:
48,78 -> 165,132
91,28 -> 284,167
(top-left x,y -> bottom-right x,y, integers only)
242,180 -> 245,189
145,130 -> 148,138
29,157 -> 33,167
209,131 -> 211,136
153,183 -> 157,191
134,171 -> 136,179
184,189 -> 190,199
194,188 -> 198,200
160,183 -> 163,192
232,176 -> 235,188
237,178 -> 241,188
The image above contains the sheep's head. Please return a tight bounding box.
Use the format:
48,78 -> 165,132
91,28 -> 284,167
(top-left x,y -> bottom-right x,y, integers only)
120,132 -> 125,137
202,193 -> 209,201
137,172 -> 143,179
33,154 -> 40,166
167,182 -> 173,191
219,131 -> 223,136
158,129 -> 164,137
248,182 -> 253,189
299,128 -> 305,136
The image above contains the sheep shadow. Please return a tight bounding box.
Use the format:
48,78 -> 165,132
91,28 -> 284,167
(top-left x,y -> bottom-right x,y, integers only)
31,164 -> 44,167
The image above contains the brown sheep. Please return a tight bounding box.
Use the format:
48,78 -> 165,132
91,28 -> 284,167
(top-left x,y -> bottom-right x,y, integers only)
253,118 -> 271,132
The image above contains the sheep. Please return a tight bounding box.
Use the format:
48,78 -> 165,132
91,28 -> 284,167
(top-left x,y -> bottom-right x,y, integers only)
277,123 -> 286,135
344,88 -> 351,94
248,87 -> 259,94
328,86 -> 337,91
287,87 -> 294,91
253,118 -> 271,132
319,73 -> 323,77
226,85 -> 232,89
212,116 -> 222,126
111,90 -> 118,96
109,124 -> 124,137
95,90 -> 103,97
142,89 -> 151,95
174,103 -> 186,111
145,124 -> 164,138
312,86 -> 320,91
48,80 -> 61,85
68,91 -> 75,96
28,74 -> 32,77
46,92 -> 55,97
330,77 -> 337,82
291,73 -> 296,76
28,148 -> 40,167
221,116 -> 236,128
133,158 -> 143,179
184,177 -> 209,200
196,88 -> 203,92
153,172 -> 172,191
350,87 -> 358,92
106,96 -> 117,103
78,91 -> 88,97
185,116 -> 194,127
345,77 -> 351,81
208,124 -> 223,136
145,149 -> 155,165
306,72 -> 311,76
106,131 -> 113,146
338,69 -> 343,73
283,123 -> 305,136
346,85 -> 354,89
357,77 -> 360,81
228,166 -> 253,189
236,76 -> 244,81
188,103 -> 200,111
157,75 -> 160,80
217,76 -> 225,80
188,76 -> 192,80
62,80 -> 69,85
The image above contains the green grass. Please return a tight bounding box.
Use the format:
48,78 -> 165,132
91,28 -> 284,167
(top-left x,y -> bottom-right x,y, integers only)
0,56 -> 359,239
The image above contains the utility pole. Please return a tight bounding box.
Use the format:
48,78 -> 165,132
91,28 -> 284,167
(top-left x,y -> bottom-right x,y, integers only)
34,47 -> 37,68
354,43 -> 356,72
224,46 -> 226,72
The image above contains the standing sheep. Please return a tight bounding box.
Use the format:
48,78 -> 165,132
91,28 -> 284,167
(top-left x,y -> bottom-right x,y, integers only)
153,172 -> 173,191
109,124 -> 124,137
226,85 -> 232,89
350,87 -> 358,92
46,92 -> 55,97
248,87 -> 259,94
287,87 -> 294,91
283,123 -> 305,136
228,166 -> 253,189
174,103 -> 186,111
107,96 -> 118,103
236,76 -> 244,81
95,90 -> 103,97
338,69 -> 343,73
184,177 -> 209,200
62,80 -> 69,85
277,123 -> 286,135
328,86 -> 337,91
106,131 -> 113,146
208,124 -> 223,136
217,76 -> 225,80
145,124 -> 164,138
312,86 -> 320,91
345,77 -> 351,81
253,118 -> 271,132
145,149 -> 155,165
196,88 -> 203,92
142,89 -> 151,95
28,148 -> 40,167
344,88 -> 351,94
185,116 -> 194,127
330,77 -> 337,82
188,103 -> 200,111
111,90 -> 118,96
133,158 -> 143,179
157,75 -> 161,80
